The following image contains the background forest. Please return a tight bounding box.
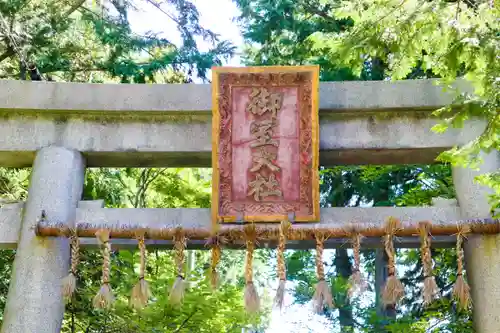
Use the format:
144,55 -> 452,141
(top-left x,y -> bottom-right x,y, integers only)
0,0 -> 498,332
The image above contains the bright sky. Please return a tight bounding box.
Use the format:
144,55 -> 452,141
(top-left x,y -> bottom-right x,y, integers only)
128,2 -> 340,332
128,0 -> 244,67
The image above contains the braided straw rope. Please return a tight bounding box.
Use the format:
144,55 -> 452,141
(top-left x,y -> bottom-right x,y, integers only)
205,224 -> 225,290
169,228 -> 186,305
245,236 -> 255,284
276,221 -> 288,282
274,220 -> 290,310
93,229 -> 114,309
382,217 -> 405,307
453,224 -> 471,311
62,228 -> 80,302
348,231 -> 367,298
419,221 -> 439,305
205,230 -> 226,290
315,234 -> 326,280
312,232 -> 334,313
130,230 -> 152,309
244,224 -> 260,313
211,243 -> 221,289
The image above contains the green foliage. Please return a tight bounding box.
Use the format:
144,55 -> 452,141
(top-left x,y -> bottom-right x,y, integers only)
74,167 -> 271,332
234,0 -> 359,81
0,0 -> 495,332
234,0 -> 478,330
0,0 -> 235,82
0,166 -> 271,332
309,0 -> 499,207
62,245 -> 264,333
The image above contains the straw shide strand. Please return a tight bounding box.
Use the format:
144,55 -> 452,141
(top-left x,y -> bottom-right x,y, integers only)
453,225 -> 471,311
130,230 -> 152,310
382,218 -> 405,307
93,229 -> 115,309
312,231 -> 334,313
347,230 -> 367,299
244,224 -> 260,314
205,229 -> 226,291
273,220 -> 291,311
419,221 -> 439,306
169,228 -> 186,306
62,228 -> 80,303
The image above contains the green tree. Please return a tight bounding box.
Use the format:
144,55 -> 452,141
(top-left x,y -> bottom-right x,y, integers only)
233,0 -> 477,331
0,1 -> 269,331
0,167 -> 271,332
0,0 -> 235,82
309,0 -> 499,212
234,0 -> 358,81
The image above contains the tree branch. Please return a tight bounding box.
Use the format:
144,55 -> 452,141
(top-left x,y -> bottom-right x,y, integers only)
173,307 -> 198,333
64,0 -> 87,18
144,0 -> 182,27
301,1 -> 337,23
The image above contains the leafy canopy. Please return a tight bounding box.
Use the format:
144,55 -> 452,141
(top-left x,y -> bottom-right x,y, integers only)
309,0 -> 499,211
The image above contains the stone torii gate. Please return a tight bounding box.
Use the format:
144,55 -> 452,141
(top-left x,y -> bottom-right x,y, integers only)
0,78 -> 498,332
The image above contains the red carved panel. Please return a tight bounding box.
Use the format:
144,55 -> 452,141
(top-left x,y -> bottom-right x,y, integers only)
212,67 -> 320,224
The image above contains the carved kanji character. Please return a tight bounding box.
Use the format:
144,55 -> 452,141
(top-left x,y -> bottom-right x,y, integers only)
250,119 -> 278,148
250,147 -> 279,173
247,174 -> 282,201
246,87 -> 283,118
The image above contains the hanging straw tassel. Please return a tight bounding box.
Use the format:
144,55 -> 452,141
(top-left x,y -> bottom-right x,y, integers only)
244,224 -> 260,313
169,228 -> 186,305
348,231 -> 368,298
93,229 -> 115,309
274,220 -> 291,311
62,228 -> 80,302
382,217 -> 405,307
312,232 -> 334,313
210,241 -> 221,290
419,221 -> 439,305
130,230 -> 152,309
453,225 -> 471,311
205,228 -> 226,290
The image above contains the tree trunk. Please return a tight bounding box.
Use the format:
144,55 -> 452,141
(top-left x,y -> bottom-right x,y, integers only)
335,248 -> 354,331
19,61 -> 26,80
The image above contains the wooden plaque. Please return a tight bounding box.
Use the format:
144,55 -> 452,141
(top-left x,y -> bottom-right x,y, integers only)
211,66 -> 320,224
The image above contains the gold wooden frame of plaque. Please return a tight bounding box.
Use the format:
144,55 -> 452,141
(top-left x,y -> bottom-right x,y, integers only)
211,66 -> 320,226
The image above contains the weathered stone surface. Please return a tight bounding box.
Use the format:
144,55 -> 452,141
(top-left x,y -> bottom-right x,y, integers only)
454,151 -> 500,333
0,113 -> 485,168
0,203 -> 24,248
1,146 -> 86,333
0,79 -> 469,113
0,79 -> 480,167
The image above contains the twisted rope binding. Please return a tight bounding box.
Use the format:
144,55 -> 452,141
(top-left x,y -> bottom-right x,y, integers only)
244,224 -> 260,313
62,228 -> 80,302
348,230 -> 367,298
169,228 -> 186,305
130,230 -> 152,309
93,229 -> 115,309
205,231 -> 226,290
453,224 -> 471,311
274,220 -> 290,310
382,217 -> 405,307
312,231 -> 334,313
419,221 -> 439,305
